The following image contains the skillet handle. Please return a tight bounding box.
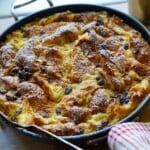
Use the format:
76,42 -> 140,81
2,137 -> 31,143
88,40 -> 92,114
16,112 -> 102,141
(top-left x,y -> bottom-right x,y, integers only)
10,0 -> 53,21
23,125 -> 83,150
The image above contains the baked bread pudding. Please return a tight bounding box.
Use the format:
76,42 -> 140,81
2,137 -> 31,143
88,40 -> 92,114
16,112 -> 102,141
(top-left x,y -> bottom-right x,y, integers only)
0,11 -> 150,136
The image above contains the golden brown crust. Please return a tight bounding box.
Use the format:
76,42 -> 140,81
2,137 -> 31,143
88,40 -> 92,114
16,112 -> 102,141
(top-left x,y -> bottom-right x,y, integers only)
89,89 -> 110,113
15,39 -> 36,69
0,43 -> 15,67
0,11 -> 150,136
71,53 -> 95,82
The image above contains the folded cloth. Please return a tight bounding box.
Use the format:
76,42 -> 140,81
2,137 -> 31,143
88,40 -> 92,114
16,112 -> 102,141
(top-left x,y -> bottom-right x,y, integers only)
108,122 -> 150,150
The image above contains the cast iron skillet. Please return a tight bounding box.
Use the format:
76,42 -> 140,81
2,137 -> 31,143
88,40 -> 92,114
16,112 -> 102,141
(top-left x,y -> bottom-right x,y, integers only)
0,4 -> 150,145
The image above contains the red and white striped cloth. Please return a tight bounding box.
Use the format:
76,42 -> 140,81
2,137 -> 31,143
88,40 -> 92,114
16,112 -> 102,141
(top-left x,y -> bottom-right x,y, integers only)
108,122 -> 150,150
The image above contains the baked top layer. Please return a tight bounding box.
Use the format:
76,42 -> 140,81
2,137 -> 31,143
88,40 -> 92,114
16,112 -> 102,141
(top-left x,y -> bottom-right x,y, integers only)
0,11 -> 150,136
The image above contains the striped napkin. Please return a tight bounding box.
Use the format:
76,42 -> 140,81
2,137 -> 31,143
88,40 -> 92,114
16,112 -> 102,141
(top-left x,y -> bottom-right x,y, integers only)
108,122 -> 150,150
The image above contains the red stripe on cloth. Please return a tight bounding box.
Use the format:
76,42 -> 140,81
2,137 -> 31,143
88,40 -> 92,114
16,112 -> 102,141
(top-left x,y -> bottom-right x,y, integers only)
108,123 -> 150,150
109,127 -> 140,149
137,123 -> 150,145
115,124 -> 144,146
109,134 -> 127,148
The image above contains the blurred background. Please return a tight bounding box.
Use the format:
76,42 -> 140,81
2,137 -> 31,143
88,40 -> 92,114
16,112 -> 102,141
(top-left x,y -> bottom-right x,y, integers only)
0,0 -> 127,18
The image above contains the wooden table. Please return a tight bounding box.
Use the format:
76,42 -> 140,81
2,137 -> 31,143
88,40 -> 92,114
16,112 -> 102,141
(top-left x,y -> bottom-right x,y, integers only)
0,2 -> 149,150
